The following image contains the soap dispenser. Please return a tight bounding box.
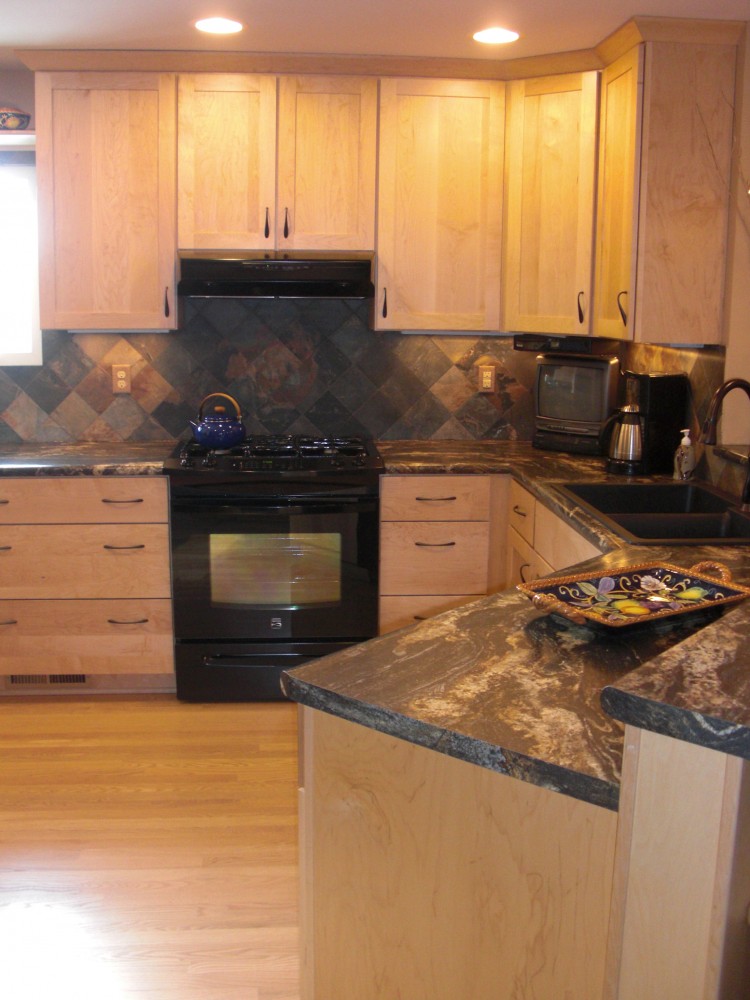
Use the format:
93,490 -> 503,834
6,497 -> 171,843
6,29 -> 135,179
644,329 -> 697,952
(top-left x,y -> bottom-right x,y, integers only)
673,429 -> 696,481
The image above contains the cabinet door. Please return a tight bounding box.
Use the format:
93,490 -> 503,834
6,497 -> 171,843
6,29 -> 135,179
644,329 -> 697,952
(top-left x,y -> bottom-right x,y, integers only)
277,76 -> 376,250
380,521 -> 490,595
36,72 -> 177,330
506,525 -> 554,587
177,74 -> 277,249
503,73 -> 598,334
376,78 -> 504,330
593,47 -> 642,339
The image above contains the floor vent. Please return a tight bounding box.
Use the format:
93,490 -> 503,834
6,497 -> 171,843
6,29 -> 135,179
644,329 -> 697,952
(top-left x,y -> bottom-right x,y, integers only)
49,674 -> 88,685
9,674 -> 88,686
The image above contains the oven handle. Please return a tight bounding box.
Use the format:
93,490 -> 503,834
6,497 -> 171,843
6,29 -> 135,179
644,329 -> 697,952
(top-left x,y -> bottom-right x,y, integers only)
171,498 -> 377,517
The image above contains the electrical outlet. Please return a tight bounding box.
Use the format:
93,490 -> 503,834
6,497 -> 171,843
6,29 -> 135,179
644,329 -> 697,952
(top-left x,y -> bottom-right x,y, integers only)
112,364 -> 132,394
478,365 -> 496,393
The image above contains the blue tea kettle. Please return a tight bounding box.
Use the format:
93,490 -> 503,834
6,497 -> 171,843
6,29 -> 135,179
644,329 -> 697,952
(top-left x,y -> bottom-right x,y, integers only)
189,393 -> 246,449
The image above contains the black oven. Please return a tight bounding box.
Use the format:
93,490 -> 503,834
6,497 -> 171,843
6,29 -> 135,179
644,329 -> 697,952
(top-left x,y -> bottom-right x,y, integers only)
166,436 -> 382,701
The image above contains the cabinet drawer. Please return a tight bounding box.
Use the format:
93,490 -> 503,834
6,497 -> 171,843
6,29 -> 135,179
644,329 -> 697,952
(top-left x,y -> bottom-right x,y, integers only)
0,525 -> 171,599
381,476 -> 490,521
0,477 -> 168,524
506,525 -> 554,587
380,522 -> 489,595
508,481 -> 536,545
379,595 -> 477,634
0,599 -> 174,674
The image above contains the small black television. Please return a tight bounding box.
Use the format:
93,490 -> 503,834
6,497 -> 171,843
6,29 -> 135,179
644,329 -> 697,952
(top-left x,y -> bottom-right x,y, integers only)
533,354 -> 622,454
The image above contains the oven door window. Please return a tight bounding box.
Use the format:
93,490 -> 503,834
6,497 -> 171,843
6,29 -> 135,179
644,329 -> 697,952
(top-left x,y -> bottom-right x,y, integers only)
210,532 -> 341,608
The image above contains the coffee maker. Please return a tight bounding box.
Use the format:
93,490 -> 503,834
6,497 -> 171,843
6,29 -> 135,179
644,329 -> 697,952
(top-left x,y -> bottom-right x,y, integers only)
606,370 -> 689,475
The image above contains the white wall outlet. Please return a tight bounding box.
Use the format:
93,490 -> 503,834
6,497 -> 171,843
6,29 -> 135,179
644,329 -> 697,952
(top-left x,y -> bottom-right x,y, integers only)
478,365 -> 496,393
112,364 -> 132,394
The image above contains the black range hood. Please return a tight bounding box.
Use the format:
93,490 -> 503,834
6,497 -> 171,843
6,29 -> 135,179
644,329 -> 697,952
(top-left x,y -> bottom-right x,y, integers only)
177,251 -> 375,299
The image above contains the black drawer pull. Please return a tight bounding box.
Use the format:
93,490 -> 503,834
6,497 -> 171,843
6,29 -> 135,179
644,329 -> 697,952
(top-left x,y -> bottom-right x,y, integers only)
107,618 -> 149,625
512,505 -> 528,517
0,545 -> 11,551
103,544 -> 146,550
413,615 -> 428,621
0,499 -> 9,505
415,495 -> 457,502
101,498 -> 144,504
0,619 -> 18,626
414,541 -> 456,547
519,563 -> 531,584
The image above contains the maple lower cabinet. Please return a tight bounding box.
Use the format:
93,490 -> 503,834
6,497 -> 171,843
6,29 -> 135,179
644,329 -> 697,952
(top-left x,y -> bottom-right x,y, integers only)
379,475 -> 508,633
35,72 -> 177,330
593,38 -> 737,343
375,78 -> 505,330
0,477 -> 173,680
178,74 -> 377,250
503,72 -> 598,334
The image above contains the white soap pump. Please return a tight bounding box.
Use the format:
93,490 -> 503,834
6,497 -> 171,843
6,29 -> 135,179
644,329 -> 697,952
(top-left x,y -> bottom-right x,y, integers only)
673,428 -> 696,481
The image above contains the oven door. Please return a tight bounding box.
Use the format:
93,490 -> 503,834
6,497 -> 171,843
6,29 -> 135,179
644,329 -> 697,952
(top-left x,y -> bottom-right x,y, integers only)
170,496 -> 379,642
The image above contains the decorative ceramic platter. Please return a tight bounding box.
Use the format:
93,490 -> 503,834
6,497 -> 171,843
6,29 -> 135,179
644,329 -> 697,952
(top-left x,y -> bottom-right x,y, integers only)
518,560 -> 750,629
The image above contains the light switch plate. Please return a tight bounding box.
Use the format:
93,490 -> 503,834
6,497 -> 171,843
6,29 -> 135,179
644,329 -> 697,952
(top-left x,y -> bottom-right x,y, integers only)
478,365 -> 496,393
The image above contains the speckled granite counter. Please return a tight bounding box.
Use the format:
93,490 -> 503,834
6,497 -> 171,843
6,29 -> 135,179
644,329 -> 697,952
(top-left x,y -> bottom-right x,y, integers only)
0,441 -> 175,476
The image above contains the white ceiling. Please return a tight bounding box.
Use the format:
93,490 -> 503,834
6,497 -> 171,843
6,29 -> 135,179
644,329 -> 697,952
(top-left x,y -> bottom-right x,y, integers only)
1,0 -> 748,71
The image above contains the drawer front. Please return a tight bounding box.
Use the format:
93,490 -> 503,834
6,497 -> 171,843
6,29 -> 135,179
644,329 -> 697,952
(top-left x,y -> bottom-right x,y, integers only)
509,480 -> 536,545
381,475 -> 491,521
0,524 -> 171,599
0,599 -> 174,674
0,476 -> 168,524
379,594 -> 477,634
380,521 -> 489,595
506,525 -> 554,587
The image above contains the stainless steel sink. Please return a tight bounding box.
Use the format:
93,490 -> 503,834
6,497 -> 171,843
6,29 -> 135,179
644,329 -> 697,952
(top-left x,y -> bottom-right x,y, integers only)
557,481 -> 750,544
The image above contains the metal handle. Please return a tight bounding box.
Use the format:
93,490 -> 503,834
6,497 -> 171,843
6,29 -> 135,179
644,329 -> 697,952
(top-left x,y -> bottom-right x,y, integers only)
0,545 -> 11,551
512,505 -> 528,517
519,563 -> 531,584
414,541 -> 456,547
107,618 -> 149,625
382,287 -> 388,319
103,544 -> 146,550
283,207 -> 290,238
577,291 -> 585,324
101,498 -> 144,505
0,619 -> 18,626
415,496 -> 457,502
264,207 -> 270,239
413,615 -> 428,621
164,286 -> 170,318
617,290 -> 628,325
0,499 -> 9,505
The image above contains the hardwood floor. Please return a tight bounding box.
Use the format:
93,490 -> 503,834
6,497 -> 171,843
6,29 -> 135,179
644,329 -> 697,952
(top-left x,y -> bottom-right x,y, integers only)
0,696 -> 300,1000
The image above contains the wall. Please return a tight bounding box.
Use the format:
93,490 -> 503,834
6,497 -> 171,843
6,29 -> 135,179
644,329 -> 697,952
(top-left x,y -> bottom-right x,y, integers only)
0,69 -> 34,126
0,296 -> 725,445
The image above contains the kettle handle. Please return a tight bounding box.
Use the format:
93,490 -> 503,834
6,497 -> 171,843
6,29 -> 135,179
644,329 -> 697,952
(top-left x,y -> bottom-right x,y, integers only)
198,392 -> 243,420
598,411 -> 620,452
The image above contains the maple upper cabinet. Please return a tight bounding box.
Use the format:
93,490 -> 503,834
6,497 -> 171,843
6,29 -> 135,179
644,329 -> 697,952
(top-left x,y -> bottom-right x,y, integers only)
35,72 -> 177,330
593,40 -> 736,343
376,78 -> 505,331
503,72 -> 598,334
178,74 -> 377,250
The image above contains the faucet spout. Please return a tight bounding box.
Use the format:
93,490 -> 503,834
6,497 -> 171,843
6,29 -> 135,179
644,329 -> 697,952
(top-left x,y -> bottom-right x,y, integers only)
701,378 -> 750,511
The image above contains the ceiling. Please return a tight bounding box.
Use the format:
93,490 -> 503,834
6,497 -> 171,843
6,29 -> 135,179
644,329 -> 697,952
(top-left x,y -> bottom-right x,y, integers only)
1,0 -> 748,72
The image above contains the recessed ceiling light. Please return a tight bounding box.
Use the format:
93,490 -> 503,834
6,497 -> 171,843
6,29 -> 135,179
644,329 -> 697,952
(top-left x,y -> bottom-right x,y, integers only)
195,17 -> 244,35
473,27 -> 520,45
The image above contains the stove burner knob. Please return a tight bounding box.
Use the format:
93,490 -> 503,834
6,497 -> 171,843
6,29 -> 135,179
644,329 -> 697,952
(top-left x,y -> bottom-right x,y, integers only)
201,456 -> 216,468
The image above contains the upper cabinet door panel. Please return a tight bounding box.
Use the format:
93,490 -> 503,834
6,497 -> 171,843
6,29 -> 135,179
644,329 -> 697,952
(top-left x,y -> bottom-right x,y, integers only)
503,72 -> 598,335
376,78 -> 504,331
277,76 -> 377,250
177,74 -> 277,250
36,72 -> 177,330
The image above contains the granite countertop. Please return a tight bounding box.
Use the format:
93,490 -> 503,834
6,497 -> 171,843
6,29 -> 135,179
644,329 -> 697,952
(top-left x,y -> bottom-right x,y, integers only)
0,441 -> 175,476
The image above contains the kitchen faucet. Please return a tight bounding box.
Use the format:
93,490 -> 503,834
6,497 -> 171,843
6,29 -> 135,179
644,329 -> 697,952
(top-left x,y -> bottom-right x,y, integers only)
701,378 -> 750,510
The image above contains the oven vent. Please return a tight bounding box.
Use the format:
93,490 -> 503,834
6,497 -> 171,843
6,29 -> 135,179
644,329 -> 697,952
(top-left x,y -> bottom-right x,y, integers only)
9,674 -> 88,686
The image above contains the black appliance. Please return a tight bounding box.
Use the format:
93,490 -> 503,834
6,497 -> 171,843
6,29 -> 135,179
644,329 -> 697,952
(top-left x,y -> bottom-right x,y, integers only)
607,370 -> 689,475
165,435 -> 383,702
177,251 -> 375,299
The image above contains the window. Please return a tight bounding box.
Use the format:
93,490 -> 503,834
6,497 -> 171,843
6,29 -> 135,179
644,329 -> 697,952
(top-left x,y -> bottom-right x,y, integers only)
0,148 -> 42,365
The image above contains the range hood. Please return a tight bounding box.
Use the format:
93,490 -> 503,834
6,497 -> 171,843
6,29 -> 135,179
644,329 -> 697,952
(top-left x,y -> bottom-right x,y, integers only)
177,251 -> 375,299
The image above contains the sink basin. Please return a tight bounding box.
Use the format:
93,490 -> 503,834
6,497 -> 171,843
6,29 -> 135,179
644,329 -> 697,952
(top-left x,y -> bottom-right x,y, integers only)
557,481 -> 750,544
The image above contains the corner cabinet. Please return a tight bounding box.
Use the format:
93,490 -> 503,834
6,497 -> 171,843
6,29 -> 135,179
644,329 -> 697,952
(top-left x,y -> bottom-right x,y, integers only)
35,72 -> 177,330
0,477 -> 174,685
375,79 -> 505,330
502,72 -> 598,334
593,40 -> 736,343
177,74 -> 377,250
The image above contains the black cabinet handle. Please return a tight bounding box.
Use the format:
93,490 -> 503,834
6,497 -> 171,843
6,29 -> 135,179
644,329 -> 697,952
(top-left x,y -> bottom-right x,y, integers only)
519,563 -> 531,584
414,541 -> 456,547
164,286 -> 170,318
283,208 -> 290,239
415,496 -> 457,502
107,618 -> 149,625
103,544 -> 145,550
413,615 -> 428,621
577,291 -> 585,324
101,498 -> 144,505
0,545 -> 11,551
0,498 -> 9,505
617,290 -> 628,326
512,505 -> 528,517
264,208 -> 270,239
0,619 -> 18,626
382,287 -> 388,319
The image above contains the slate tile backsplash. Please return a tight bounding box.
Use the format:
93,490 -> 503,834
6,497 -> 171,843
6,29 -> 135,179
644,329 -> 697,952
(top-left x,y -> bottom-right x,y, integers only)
0,298 -> 724,444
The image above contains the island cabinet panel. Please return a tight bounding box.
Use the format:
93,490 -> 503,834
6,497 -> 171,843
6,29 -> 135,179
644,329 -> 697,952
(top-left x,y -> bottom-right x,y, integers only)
379,475 -> 508,634
299,707 -> 618,1000
503,72 -> 598,334
35,72 -> 177,330
0,477 -> 173,681
375,78 -> 504,330
178,73 -> 377,250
